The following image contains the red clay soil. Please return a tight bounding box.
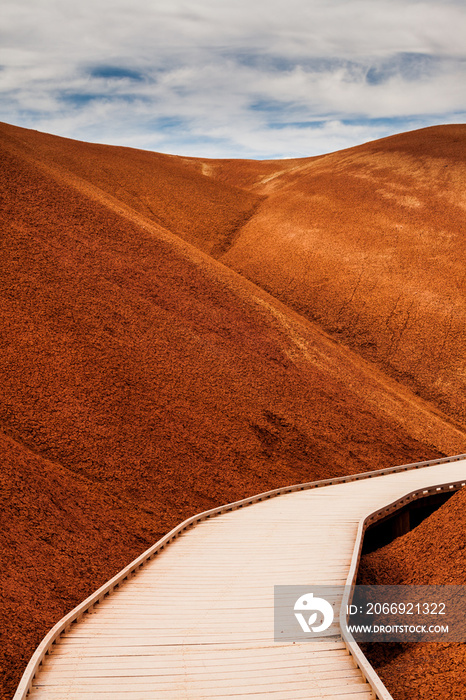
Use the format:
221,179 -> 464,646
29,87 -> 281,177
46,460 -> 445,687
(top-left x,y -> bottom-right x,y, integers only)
358,486 -> 466,700
0,121 -> 465,698
203,126 -> 466,427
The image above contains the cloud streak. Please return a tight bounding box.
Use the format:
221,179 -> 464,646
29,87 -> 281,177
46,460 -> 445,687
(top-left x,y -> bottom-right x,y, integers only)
1,0 -> 465,157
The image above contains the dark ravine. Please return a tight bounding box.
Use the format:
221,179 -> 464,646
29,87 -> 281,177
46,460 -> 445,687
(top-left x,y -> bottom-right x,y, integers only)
1,120 -> 466,699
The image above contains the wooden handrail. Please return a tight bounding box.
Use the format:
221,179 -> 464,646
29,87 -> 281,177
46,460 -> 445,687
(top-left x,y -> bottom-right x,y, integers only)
13,452 -> 466,699
340,475 -> 466,699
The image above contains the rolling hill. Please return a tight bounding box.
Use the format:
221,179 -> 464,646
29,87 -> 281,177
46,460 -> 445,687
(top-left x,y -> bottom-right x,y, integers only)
1,120 -> 465,698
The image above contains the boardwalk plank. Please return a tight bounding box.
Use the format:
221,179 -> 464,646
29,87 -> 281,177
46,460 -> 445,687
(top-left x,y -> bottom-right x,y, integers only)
24,459 -> 466,700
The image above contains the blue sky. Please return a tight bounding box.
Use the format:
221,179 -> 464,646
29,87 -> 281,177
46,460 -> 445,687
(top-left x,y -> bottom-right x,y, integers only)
1,0 -> 465,158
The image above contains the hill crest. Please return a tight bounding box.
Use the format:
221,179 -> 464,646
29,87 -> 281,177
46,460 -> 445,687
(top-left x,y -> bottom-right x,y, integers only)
1,120 -> 465,699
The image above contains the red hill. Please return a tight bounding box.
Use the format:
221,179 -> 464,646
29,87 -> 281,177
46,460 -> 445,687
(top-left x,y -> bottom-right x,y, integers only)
1,121 -> 465,698
204,126 -> 466,427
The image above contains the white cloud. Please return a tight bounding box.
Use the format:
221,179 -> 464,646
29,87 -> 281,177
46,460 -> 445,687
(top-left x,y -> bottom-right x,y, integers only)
1,0 -> 465,157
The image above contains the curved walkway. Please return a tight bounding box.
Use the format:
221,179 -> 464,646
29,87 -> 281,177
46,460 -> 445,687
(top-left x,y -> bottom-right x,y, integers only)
15,455 -> 466,700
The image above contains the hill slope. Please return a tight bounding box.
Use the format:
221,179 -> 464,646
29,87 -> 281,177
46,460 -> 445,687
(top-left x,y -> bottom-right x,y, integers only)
1,121 -> 465,698
201,126 -> 466,427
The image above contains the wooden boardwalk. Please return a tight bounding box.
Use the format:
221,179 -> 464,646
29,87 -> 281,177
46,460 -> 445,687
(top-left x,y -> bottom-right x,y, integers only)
16,457 -> 466,699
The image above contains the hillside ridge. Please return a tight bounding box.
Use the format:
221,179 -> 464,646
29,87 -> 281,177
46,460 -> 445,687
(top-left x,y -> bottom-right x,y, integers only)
1,120 -> 465,699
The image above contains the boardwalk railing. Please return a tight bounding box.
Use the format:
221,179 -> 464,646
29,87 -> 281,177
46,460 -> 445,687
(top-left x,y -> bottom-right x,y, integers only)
340,472 -> 466,700
14,452 -> 466,699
